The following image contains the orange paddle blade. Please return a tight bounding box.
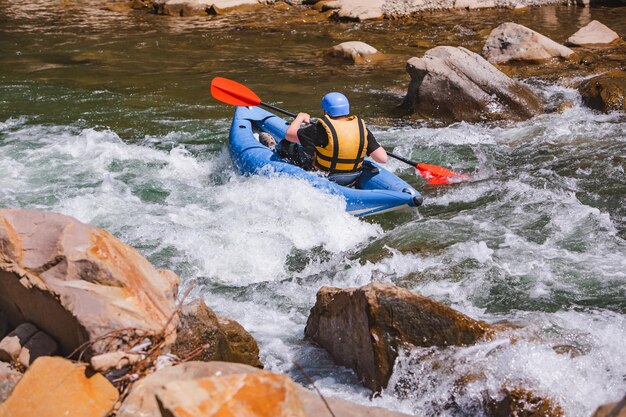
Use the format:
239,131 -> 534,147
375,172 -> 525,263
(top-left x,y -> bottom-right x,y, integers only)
211,77 -> 261,107
416,163 -> 470,185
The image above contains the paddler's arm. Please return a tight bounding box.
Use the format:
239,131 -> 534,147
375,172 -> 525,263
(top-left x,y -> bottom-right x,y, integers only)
366,129 -> 388,163
285,112 -> 311,143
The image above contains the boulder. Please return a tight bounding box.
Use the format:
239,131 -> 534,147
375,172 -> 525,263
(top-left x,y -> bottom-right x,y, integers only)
0,356 -> 118,417
0,322 -> 38,363
329,41 -> 383,64
118,361 -> 413,417
155,372 -> 307,417
321,0 -> 385,21
17,330 -> 59,368
0,363 -> 21,403
578,70 -> 626,113
305,282 -> 492,391
483,22 -> 575,63
400,46 -> 544,122
0,208 -> 179,358
153,0 -> 260,16
592,394 -> 626,417
170,299 -> 262,368
567,20 -> 620,46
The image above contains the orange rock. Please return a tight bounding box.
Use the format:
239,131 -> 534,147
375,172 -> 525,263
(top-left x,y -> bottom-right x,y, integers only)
0,356 -> 118,417
0,208 -> 179,357
155,372 -> 306,417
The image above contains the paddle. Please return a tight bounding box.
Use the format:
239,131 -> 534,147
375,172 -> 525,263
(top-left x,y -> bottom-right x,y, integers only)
210,76 -> 469,185
386,152 -> 470,185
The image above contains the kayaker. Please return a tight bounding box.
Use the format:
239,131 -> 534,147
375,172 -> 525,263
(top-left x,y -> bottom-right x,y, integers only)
281,92 -> 388,186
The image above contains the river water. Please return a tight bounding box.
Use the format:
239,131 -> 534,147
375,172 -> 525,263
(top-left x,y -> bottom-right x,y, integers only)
1,1 -> 625,416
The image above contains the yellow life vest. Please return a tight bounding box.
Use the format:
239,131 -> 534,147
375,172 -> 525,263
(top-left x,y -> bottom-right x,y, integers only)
315,115 -> 367,173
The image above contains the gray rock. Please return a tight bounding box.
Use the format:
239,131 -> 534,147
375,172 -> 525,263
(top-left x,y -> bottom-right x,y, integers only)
0,322 -> 39,363
567,20 -> 620,46
329,41 -> 382,64
400,46 -> 543,122
483,22 -> 575,63
153,0 -> 261,16
18,331 -> 60,368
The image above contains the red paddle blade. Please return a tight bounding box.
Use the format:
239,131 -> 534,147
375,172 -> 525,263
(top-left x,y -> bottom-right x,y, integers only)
210,77 -> 261,107
416,163 -> 470,185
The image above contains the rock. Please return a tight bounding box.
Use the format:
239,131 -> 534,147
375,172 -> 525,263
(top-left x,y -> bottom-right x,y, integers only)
0,322 -> 38,363
118,361 -> 413,417
170,300 -> 262,368
155,372 -> 307,417
305,282 -> 493,391
0,208 -> 179,358
329,41 -> 383,64
592,394 -> 626,417
578,70 -> 626,113
0,363 -> 21,403
454,0 -> 496,9
486,386 -> 564,417
153,0 -> 260,16
567,20 -> 620,46
0,356 -> 118,417
90,351 -> 143,372
17,330 -> 59,368
483,22 -> 575,63
400,46 -> 544,122
322,0 -> 384,21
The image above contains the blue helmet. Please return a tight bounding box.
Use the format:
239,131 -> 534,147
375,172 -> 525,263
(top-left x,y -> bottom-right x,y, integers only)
321,92 -> 350,117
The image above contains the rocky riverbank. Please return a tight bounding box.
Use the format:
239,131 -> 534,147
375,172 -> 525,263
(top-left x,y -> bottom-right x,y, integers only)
1,208 -> 624,415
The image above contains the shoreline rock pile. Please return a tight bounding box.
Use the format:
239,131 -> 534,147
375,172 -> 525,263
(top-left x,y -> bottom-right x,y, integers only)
1,206 -> 622,415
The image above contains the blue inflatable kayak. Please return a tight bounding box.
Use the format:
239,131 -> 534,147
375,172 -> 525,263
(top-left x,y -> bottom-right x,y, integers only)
228,106 -> 423,217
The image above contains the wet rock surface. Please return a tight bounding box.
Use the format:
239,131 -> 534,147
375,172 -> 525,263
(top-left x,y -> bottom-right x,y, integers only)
305,282 -> 493,391
401,46 -> 543,122
170,299 -> 262,368
592,394 -> 626,417
578,70 -> 626,113
483,22 -> 575,63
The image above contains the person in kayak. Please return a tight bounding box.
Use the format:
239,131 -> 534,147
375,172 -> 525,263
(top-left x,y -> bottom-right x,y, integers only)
281,92 -> 388,186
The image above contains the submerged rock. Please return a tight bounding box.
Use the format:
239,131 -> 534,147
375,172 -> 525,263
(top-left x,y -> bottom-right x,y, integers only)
304,282 -> 493,391
592,394 -> 626,417
0,356 -> 118,417
483,22 -> 575,63
170,299 -> 262,368
329,41 -> 383,64
567,20 -> 620,46
486,386 -> 564,417
400,46 -> 543,122
0,208 -> 179,358
118,361 -> 413,417
578,70 -> 626,113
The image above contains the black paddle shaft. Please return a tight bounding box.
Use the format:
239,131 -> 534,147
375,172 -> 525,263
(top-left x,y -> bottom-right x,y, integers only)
387,152 -> 418,167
